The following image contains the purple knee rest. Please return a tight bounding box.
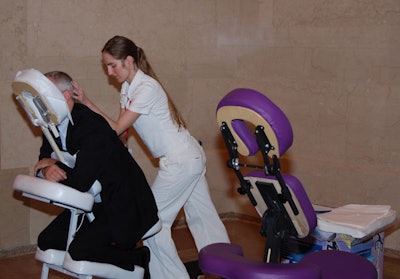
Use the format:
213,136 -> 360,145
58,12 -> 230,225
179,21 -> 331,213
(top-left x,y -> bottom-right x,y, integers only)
199,243 -> 320,279
199,243 -> 377,279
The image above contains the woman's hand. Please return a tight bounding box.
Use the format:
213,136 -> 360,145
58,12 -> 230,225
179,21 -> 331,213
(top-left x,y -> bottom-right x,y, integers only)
71,80 -> 88,105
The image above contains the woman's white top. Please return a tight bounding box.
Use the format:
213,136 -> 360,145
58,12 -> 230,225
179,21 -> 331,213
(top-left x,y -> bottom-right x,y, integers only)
120,69 -> 191,158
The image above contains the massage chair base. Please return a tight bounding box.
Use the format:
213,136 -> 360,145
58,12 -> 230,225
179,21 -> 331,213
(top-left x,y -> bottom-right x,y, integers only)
63,252 -> 145,279
35,248 -> 145,279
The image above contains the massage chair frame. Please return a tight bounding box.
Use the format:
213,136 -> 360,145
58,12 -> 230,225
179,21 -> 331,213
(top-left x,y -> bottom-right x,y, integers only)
221,121 -> 300,263
12,69 -> 161,279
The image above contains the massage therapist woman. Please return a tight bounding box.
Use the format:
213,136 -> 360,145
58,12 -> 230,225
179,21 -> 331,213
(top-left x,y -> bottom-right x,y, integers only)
72,35 -> 230,278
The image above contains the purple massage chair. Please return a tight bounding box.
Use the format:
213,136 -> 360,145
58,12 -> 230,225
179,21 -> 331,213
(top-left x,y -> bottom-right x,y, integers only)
198,88 -> 377,279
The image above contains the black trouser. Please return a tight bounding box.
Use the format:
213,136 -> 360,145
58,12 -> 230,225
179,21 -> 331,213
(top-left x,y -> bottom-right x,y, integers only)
37,205 -> 147,271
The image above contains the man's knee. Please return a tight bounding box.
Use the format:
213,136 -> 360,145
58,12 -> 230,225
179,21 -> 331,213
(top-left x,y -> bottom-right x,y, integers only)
37,230 -> 66,251
68,239 -> 90,260
37,231 -> 47,250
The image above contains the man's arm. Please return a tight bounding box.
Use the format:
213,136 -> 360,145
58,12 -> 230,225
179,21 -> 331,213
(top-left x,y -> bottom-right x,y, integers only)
42,164 -> 67,182
35,134 -> 67,182
35,159 -> 67,182
53,106 -> 115,192
34,158 -> 57,174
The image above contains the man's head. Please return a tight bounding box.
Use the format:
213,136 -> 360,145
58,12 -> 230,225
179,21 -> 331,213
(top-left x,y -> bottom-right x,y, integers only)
44,71 -> 75,111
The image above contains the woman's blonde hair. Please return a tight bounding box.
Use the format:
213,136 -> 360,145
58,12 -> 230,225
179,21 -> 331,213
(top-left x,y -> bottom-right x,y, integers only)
102,35 -> 186,129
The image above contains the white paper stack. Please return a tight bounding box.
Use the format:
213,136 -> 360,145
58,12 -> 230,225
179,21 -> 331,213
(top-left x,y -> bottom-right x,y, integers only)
317,204 -> 397,238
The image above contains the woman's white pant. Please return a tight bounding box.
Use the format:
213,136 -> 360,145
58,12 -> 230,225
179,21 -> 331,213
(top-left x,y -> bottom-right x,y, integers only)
144,139 -> 230,279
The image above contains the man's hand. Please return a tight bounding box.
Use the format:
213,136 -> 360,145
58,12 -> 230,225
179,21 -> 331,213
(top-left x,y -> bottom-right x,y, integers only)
34,158 -> 57,174
34,158 -> 67,182
42,164 -> 67,182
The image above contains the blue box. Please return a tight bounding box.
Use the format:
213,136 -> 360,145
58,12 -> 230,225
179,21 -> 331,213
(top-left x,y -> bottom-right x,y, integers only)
281,227 -> 384,279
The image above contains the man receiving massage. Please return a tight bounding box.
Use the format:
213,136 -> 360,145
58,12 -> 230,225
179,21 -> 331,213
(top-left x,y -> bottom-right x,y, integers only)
33,70 -> 158,275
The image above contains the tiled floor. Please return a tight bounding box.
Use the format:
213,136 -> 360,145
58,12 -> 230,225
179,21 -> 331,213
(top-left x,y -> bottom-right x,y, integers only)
1,218 -> 399,278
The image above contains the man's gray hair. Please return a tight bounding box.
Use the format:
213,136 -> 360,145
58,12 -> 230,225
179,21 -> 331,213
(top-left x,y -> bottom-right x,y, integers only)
44,71 -> 73,92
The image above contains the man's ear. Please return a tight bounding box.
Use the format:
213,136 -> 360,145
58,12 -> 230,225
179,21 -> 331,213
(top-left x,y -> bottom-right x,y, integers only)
63,89 -> 73,102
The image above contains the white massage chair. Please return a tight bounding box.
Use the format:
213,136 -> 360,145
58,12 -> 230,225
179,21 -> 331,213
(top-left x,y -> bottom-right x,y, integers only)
12,69 -> 161,279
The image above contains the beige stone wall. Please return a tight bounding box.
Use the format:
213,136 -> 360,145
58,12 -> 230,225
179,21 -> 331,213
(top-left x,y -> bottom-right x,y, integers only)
1,0 -> 399,253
